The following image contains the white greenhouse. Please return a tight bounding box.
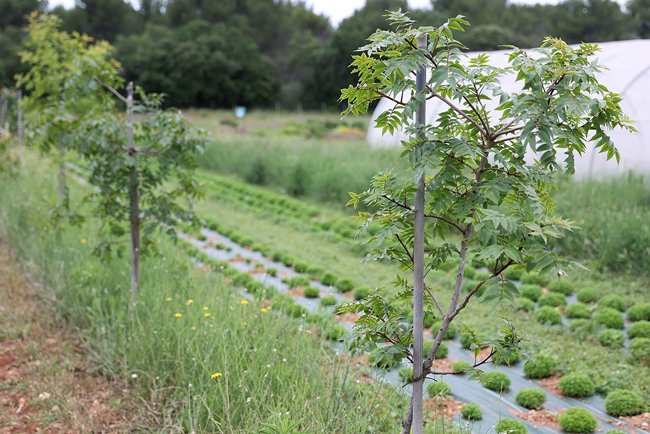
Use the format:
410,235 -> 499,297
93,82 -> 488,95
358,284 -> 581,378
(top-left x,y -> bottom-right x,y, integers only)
366,40 -> 650,176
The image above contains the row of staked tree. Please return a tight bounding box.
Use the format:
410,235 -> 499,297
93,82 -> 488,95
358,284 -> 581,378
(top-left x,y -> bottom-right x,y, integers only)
1,0 -> 650,109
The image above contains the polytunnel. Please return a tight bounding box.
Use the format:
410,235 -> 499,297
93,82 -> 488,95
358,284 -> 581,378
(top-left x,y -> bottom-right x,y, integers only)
366,40 -> 650,176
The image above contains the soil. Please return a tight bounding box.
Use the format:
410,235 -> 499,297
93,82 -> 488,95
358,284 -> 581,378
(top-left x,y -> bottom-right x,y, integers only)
423,396 -> 465,419
287,286 -> 306,297
335,312 -> 361,323
540,375 -> 565,398
431,358 -> 454,374
0,237 -> 159,433
475,347 -> 492,363
620,413 -> 650,432
508,409 -> 562,429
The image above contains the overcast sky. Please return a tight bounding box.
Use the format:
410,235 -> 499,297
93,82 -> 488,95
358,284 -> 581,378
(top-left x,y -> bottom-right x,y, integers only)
47,0 -> 623,28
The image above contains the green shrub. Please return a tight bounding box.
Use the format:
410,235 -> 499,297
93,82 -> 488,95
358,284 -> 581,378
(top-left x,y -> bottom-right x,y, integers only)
197,234 -> 207,241
565,303 -> 592,319
267,268 -> 277,277
627,303 -> 650,322
438,262 -> 456,271
604,389 -> 645,417
304,286 -> 320,298
474,271 -> 491,281
323,324 -> 347,341
239,236 -> 254,247
289,275 -> 311,289
464,265 -> 476,279
577,287 -> 598,304
306,265 -> 326,280
548,279 -> 575,295
516,297 -> 535,313
354,285 -> 372,300
598,294 -> 627,312
495,418 -> 527,434
568,319 -> 595,336
251,243 -> 264,252
233,272 -> 254,287
558,407 -> 597,433
460,332 -> 488,349
320,271 -> 339,286
520,284 -> 543,302
335,277 -> 355,292
423,341 -> 449,359
515,388 -> 547,409
293,260 -> 310,273
281,254 -> 297,267
320,295 -> 338,307
427,380 -> 451,397
627,321 -> 650,339
461,403 -> 482,420
598,329 -> 626,348
535,306 -> 563,325
503,268 -> 523,281
593,307 -> 624,329
288,304 -> 309,318
422,314 -> 436,329
272,251 -> 283,262
607,430 -> 627,434
523,354 -> 555,379
270,294 -> 295,311
558,373 -> 595,398
246,280 -> 265,295
483,371 -> 511,392
452,360 -> 472,374
399,367 -> 413,383
431,321 -> 458,339
494,351 -> 520,366
538,292 -> 567,308
521,272 -> 546,285
628,337 -> 650,364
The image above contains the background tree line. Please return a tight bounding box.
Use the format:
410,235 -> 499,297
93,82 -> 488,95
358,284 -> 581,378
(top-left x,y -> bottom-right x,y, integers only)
1,0 -> 649,109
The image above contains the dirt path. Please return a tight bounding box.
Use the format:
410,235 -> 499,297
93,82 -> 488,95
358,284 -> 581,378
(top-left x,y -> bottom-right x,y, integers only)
0,238 -> 155,433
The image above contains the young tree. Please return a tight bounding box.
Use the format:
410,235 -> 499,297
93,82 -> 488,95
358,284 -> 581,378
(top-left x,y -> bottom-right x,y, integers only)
340,12 -> 633,434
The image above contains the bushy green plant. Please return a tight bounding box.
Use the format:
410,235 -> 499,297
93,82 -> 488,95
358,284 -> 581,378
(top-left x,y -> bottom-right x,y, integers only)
566,303 -> 592,319
494,351 -> 520,366
558,407 -> 597,433
323,324 -> 347,341
483,371 -> 511,392
270,294 -> 295,311
306,265 -> 326,280
460,332 -> 488,349
431,321 -> 458,339
520,284 -> 543,302
521,272 -> 547,286
272,251 -> 283,262
547,279 -> 574,295
568,319 -> 595,336
461,403 -> 482,420
399,366 -> 414,383
267,268 -> 278,277
516,297 -> 535,313
523,354 -> 555,379
627,321 -> 650,339
503,268 -> 523,281
320,271 -> 339,286
593,307 -> 624,329
604,389 -> 645,417
627,303 -> 650,322
538,292 -> 567,308
239,236 -> 254,247
289,275 -> 311,289
515,388 -> 547,409
598,329 -> 626,348
598,294 -> 626,312
353,285 -> 371,300
535,306 -> 563,325
463,265 -> 476,279
427,381 -> 451,397
452,360 -> 472,374
423,341 -> 449,359
473,271 -> 491,281
558,373 -> 595,398
293,260 -> 310,273
335,277 -> 355,292
233,272 -> 254,287
628,337 -> 650,364
495,418 -> 527,434
287,304 -> 309,318
576,288 -> 597,304
281,254 -> 297,267
319,295 -> 338,307
304,286 -> 320,298
423,313 -> 436,329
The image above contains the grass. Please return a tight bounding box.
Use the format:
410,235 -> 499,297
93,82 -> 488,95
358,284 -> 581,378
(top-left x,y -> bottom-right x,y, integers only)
0,153 -> 407,433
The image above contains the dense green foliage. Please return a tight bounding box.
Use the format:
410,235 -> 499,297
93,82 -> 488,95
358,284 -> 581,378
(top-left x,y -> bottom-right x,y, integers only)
558,407 -> 598,433
566,303 -> 592,319
452,360 -> 472,374
516,297 -> 535,313
628,303 -> 650,322
593,308 -> 625,329
515,388 -> 547,409
558,373 -> 595,398
598,294 -> 627,312
629,338 -> 650,364
604,389 -> 645,417
538,293 -> 567,308
520,284 -> 543,302
460,403 -> 482,420
483,371 -> 511,392
354,285 -> 372,300
547,279 -> 575,295
523,354 -> 555,379
426,380 -> 451,397
598,329 -> 626,348
577,287 -> 598,304
423,341 -> 449,359
494,418 -> 527,434
535,306 -> 563,325
628,321 -> 650,339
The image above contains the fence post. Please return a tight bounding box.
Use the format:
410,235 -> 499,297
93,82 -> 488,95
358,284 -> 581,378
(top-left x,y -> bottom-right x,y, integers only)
17,89 -> 23,171
412,34 -> 428,434
127,82 -> 140,312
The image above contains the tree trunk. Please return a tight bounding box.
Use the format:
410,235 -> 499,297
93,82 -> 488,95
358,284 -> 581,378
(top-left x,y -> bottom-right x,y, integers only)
0,96 -> 7,129
126,82 -> 139,310
58,93 -> 65,204
17,90 -> 22,171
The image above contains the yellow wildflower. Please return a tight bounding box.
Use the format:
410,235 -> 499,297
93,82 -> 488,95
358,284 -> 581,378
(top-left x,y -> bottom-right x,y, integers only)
241,300 -> 249,305
175,313 -> 182,318
204,313 -> 212,317
166,297 -> 172,301
261,308 -> 267,313
42,189 -> 46,193
211,373 -> 222,378
187,299 -> 194,304
81,239 -> 86,244
241,322 -> 247,326
203,307 -> 209,310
